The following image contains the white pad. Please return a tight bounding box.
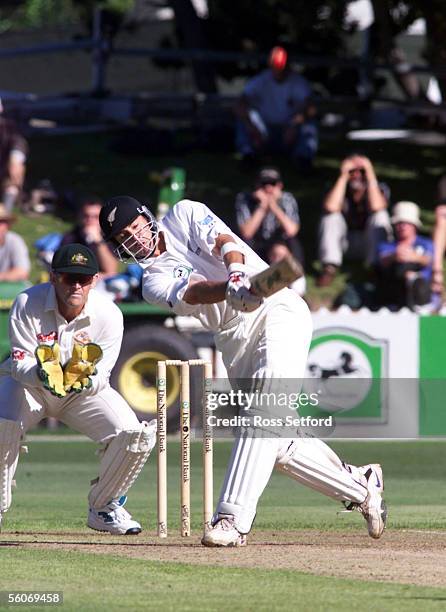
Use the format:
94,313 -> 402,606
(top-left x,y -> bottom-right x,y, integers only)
214,429 -> 281,534
276,437 -> 367,504
88,420 -> 156,511
0,418 -> 22,514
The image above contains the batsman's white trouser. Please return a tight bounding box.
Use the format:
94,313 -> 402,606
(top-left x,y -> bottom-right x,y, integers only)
0,375 -> 143,515
214,290 -> 367,534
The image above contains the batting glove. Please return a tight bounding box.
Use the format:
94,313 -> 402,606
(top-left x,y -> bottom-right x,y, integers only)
225,264 -> 263,313
35,343 -> 66,398
63,343 -> 103,393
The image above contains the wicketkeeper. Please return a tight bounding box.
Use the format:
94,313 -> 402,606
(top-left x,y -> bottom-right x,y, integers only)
0,243 -> 156,534
99,196 -> 387,546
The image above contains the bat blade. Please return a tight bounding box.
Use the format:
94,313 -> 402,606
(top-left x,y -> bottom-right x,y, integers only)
249,255 -> 303,298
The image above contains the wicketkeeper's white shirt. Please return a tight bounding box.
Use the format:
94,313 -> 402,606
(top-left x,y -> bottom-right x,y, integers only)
141,200 -> 268,332
2,283 -> 123,393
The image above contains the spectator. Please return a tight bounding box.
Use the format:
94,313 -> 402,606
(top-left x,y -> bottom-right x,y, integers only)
0,99 -> 28,213
0,204 -> 30,282
61,196 -> 118,280
317,154 -> 391,287
234,46 -> 318,169
431,174 -> 446,299
236,166 -> 303,254
376,201 -> 433,310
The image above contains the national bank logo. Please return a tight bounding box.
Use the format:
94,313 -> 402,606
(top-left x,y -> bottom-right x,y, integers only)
302,327 -> 388,422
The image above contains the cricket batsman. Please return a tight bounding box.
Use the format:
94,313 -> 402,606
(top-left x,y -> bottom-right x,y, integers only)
99,196 -> 387,547
0,244 -> 156,534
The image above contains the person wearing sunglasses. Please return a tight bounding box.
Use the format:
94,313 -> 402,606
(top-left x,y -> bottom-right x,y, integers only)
0,243 -> 156,535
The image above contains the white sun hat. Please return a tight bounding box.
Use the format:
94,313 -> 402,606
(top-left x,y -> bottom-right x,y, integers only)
391,201 -> 422,228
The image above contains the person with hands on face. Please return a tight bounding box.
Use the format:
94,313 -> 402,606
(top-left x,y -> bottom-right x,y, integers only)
318,154 -> 392,287
236,168 -> 304,279
0,243 -> 156,535
61,196 -> 118,281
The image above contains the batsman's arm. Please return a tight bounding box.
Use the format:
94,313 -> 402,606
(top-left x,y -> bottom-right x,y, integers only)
183,280 -> 227,305
184,233 -> 248,305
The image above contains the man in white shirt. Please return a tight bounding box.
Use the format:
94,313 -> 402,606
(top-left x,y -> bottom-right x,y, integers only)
0,243 -> 156,534
100,196 -> 387,547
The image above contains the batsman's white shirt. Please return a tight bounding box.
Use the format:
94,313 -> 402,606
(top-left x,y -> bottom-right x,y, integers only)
143,199 -> 267,330
141,199 -> 312,379
143,200 -> 366,533
0,283 -> 139,441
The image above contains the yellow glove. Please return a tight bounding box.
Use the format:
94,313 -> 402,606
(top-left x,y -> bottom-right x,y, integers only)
35,343 -> 66,398
63,343 -> 103,393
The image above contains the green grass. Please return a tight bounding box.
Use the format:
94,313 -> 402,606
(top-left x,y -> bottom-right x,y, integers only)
2,440 -> 446,610
5,439 -> 446,533
1,549 -> 446,612
17,130 -> 446,305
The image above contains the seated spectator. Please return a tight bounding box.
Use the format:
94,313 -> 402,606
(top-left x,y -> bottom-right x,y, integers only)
234,46 -> 318,169
60,195 -> 118,280
317,154 -> 392,287
376,201 -> 433,310
0,99 -> 28,213
0,204 -> 30,282
236,166 -> 304,257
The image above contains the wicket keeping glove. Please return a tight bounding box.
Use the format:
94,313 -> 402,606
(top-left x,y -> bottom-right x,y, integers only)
63,343 -> 103,393
225,263 -> 263,313
35,343 -> 66,398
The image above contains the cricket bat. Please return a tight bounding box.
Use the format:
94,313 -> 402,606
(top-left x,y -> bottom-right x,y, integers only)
249,254 -> 304,298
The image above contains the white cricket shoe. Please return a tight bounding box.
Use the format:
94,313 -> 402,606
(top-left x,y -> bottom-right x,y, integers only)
356,464 -> 387,539
201,516 -> 247,547
88,496 -> 141,535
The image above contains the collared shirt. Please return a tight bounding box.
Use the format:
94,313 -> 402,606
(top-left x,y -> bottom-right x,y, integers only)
243,69 -> 312,125
141,200 -> 268,332
235,190 -> 300,243
5,283 -> 123,393
378,236 -> 434,281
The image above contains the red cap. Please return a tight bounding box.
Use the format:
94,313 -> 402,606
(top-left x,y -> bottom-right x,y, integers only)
269,46 -> 288,71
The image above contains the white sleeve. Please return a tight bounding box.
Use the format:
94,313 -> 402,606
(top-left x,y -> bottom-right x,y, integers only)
173,200 -> 238,257
142,268 -> 205,316
9,294 -> 41,387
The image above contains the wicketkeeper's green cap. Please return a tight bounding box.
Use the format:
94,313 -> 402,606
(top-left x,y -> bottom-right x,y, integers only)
51,243 -> 99,275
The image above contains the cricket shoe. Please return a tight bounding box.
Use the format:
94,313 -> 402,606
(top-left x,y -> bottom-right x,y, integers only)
349,464 -> 387,539
201,516 -> 247,547
88,495 -> 141,535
